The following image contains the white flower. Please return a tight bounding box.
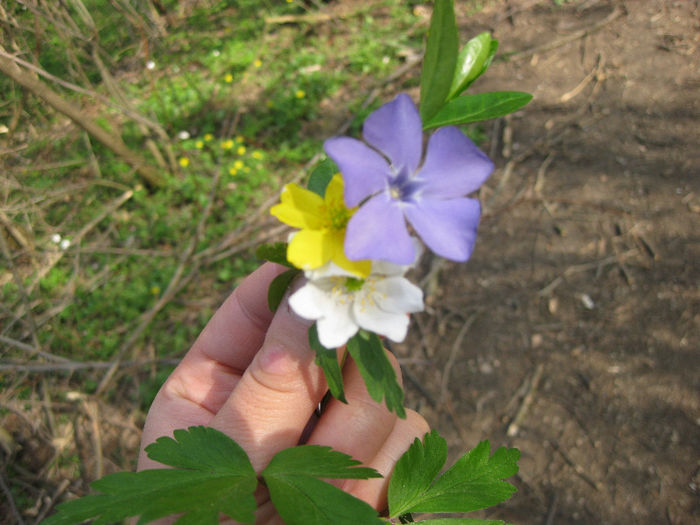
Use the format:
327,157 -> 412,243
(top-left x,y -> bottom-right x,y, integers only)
177,130 -> 190,140
50,233 -> 62,244
59,239 -> 71,250
212,50 -> 221,57
289,259 -> 424,349
145,60 -> 156,70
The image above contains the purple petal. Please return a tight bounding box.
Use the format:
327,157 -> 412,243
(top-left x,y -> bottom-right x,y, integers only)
404,197 -> 481,261
324,137 -> 390,207
415,127 -> 493,199
344,193 -> 416,264
363,94 -> 423,175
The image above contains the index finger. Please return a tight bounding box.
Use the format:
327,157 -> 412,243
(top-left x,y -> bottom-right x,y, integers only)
138,263 -> 286,468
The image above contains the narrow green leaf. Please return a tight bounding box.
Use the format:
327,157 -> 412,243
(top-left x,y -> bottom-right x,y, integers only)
309,324 -> 347,403
256,242 -> 294,267
419,0 -> 458,122
267,268 -> 301,312
423,91 -> 533,130
400,440 -> 520,514
45,426 -> 258,525
388,430 -> 448,517
346,331 -> 405,418
447,32 -> 493,100
307,158 -> 337,197
262,445 -> 383,525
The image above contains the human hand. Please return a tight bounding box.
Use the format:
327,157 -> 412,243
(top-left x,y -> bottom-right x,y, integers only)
138,263 -> 429,524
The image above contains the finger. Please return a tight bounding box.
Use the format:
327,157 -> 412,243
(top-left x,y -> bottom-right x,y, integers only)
209,297 -> 328,471
138,263 -> 285,469
305,350 -> 403,466
344,409 -> 430,511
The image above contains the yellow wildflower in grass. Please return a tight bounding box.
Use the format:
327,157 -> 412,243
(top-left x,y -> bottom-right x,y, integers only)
229,167 -> 238,176
204,133 -> 213,141
236,145 -> 246,155
179,157 -> 190,167
221,139 -> 234,150
151,285 -> 161,295
253,59 -> 262,68
234,160 -> 244,170
195,140 -> 204,149
295,89 -> 306,99
235,135 -> 244,143
224,73 -> 233,83
252,150 -> 264,160
270,174 -> 370,277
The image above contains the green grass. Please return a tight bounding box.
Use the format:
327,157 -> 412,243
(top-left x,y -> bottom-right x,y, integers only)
1,0 -> 428,405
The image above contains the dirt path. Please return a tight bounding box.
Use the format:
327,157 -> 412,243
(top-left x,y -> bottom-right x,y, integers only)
398,1 -> 699,523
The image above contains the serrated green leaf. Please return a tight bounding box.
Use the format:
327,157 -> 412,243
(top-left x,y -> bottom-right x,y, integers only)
346,331 -> 405,418
398,440 -> 520,514
309,324 -> 347,403
262,445 -> 383,525
419,0 -> 458,122
447,33 -> 494,100
45,426 -> 257,525
264,445 -> 382,480
307,158 -> 337,197
388,430 -> 448,517
423,91 -> 533,130
268,268 -> 301,312
256,242 -> 294,267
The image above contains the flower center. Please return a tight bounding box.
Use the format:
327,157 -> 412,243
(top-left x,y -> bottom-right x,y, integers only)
321,197 -> 352,230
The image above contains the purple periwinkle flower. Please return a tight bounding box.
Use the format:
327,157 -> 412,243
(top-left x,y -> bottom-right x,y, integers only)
324,94 -> 494,265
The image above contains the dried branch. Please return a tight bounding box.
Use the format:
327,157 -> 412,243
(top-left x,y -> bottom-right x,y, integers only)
0,46 -> 164,188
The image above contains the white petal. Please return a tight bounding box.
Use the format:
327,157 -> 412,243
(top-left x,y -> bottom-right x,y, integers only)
373,277 -> 424,314
289,282 -> 330,321
353,301 -> 410,342
316,301 -> 358,348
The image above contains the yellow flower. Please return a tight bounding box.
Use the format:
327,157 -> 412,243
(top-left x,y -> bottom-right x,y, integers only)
179,157 -> 190,167
236,145 -> 246,155
224,73 -> 233,83
235,135 -> 244,143
195,140 -> 204,149
151,285 -> 161,295
295,89 -> 306,99
234,160 -> 244,170
270,174 -> 370,277
229,167 -> 238,176
204,133 -> 213,141
253,59 -> 262,68
221,139 -> 234,150
252,150 -> 264,160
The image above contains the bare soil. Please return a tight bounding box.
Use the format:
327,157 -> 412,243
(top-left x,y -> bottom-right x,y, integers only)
396,1 -> 700,523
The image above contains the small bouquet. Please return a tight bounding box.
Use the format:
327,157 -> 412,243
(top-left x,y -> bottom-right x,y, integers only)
46,2 -> 531,524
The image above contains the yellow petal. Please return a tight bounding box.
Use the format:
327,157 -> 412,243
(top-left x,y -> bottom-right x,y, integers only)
324,173 -> 345,203
288,229 -> 332,270
270,184 -> 324,229
329,230 -> 371,277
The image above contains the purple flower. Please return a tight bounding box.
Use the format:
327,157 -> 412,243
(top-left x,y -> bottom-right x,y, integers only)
324,94 -> 493,265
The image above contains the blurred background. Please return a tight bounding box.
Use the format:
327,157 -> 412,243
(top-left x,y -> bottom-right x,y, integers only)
1,1 -> 697,524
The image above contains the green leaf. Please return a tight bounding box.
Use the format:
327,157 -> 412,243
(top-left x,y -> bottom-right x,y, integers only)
45,426 -> 258,525
307,158 -> 337,197
346,331 -> 405,418
267,268 -> 301,312
423,91 -> 533,130
309,324 -> 347,403
256,242 -> 294,268
447,33 -> 495,100
262,445 -> 383,525
388,430 -> 448,517
392,439 -> 520,515
419,0 -> 458,122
